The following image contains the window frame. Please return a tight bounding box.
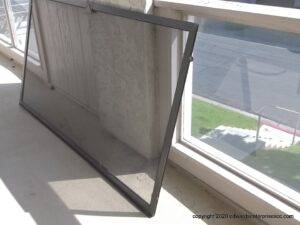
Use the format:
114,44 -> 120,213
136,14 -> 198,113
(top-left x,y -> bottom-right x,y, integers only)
0,0 -> 13,45
0,0 -> 48,79
155,0 -> 300,224
1,0 -> 28,50
180,14 -> 300,209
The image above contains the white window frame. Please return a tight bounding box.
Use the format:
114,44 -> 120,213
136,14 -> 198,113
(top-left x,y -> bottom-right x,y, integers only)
0,0 -> 48,80
0,0 -> 23,63
0,0 -> 28,52
155,1 -> 300,224
181,13 -> 300,207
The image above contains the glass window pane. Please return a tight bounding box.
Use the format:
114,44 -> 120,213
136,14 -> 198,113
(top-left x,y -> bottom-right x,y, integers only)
8,0 -> 29,51
0,0 -> 12,43
190,17 -> 300,194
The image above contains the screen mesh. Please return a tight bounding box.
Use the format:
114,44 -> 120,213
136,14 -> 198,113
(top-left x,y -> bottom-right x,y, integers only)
21,0 -> 197,216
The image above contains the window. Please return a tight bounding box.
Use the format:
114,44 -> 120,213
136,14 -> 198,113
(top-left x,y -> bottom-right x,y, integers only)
0,0 -> 29,51
0,0 -> 12,44
8,0 -> 30,50
182,15 -> 300,207
27,16 -> 40,62
0,0 -> 41,66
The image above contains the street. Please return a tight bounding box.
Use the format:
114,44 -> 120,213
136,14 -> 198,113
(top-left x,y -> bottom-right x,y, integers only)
193,19 -> 300,128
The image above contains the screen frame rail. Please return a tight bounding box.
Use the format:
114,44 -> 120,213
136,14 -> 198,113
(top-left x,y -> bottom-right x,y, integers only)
20,0 -> 198,217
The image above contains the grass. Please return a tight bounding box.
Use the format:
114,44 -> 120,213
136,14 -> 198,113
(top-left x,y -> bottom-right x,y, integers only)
243,145 -> 300,191
191,98 -> 257,137
191,97 -> 300,192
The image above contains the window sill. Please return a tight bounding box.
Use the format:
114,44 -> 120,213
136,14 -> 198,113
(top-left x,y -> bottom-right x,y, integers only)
0,40 -> 24,66
170,142 -> 300,225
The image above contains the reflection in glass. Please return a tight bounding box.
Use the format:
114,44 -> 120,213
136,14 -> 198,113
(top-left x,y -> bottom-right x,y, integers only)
191,17 -> 300,193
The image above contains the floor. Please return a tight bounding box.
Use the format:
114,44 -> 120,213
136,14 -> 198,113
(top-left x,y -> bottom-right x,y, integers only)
0,53 -> 263,225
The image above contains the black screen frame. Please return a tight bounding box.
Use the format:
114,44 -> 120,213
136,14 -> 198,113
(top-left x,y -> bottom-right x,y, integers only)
20,0 -> 198,217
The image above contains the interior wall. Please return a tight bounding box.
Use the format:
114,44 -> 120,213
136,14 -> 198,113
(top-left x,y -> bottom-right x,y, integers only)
33,0 -> 165,159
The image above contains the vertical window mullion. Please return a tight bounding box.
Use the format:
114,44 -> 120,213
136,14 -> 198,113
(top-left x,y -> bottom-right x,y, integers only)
181,15 -> 195,139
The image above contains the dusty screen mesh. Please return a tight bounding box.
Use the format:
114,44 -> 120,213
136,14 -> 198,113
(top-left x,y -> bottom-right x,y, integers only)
21,0 -> 197,216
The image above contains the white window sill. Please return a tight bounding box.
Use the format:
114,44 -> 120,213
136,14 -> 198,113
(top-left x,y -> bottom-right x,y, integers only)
0,40 -> 24,65
170,142 -> 300,225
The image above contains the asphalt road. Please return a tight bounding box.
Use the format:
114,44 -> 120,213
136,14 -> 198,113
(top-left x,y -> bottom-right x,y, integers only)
192,20 -> 300,128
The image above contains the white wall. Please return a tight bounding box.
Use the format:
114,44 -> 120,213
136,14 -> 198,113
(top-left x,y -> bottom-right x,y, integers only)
32,0 -> 170,159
